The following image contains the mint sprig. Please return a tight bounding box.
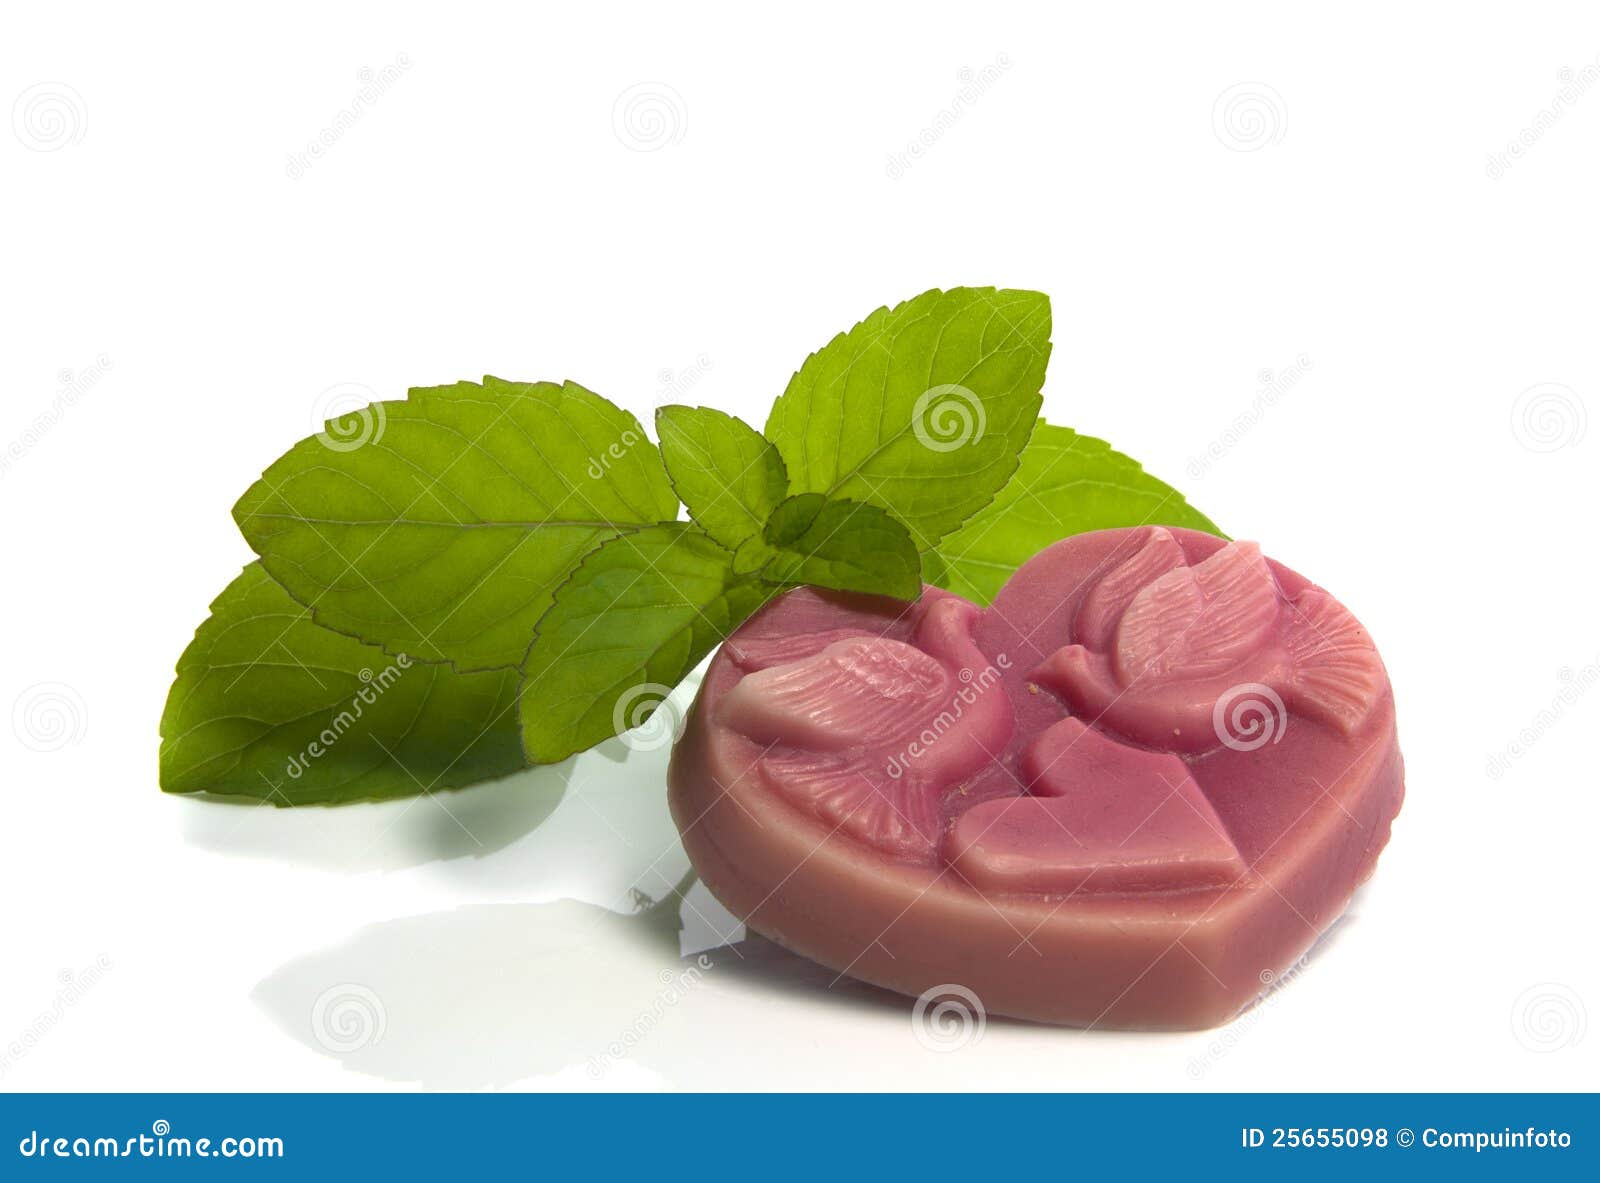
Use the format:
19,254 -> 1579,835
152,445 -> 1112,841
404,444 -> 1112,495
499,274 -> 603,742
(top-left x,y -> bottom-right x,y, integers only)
162,287 -> 1224,806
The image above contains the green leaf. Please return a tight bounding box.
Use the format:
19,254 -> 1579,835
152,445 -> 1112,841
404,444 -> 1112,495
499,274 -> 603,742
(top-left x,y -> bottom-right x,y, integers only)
160,563 -> 524,804
655,405 -> 788,550
233,378 -> 680,672
764,287 -> 1050,549
757,494 -> 922,600
928,421 -> 1224,605
405,379 -> 486,401
519,524 -> 771,764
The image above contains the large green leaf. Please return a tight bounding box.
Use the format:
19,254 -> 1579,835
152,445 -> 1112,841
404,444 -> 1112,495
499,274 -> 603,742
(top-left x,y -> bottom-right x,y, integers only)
233,378 -> 679,671
655,405 -> 788,550
519,524 -> 771,764
928,421 -> 1223,605
160,563 -> 524,804
764,287 -> 1050,550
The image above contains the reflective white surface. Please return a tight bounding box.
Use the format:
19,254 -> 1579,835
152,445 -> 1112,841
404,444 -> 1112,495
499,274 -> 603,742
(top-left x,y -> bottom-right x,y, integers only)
4,0 -> 1598,1093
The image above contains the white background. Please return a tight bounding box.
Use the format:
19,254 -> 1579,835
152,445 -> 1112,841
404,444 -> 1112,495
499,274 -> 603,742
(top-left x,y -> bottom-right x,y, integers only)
2,2 -> 1596,1091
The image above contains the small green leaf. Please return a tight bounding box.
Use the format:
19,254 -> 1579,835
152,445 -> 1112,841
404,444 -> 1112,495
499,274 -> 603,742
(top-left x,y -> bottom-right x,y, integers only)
765,287 -> 1050,549
160,564 -> 524,804
758,494 -> 922,600
519,524 -> 771,764
730,533 -> 775,575
928,421 -> 1224,605
233,378 -> 679,671
655,405 -> 788,550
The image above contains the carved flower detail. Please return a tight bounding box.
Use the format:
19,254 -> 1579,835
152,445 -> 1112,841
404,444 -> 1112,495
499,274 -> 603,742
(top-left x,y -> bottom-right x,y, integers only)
1034,528 -> 1386,753
716,596 -> 1013,860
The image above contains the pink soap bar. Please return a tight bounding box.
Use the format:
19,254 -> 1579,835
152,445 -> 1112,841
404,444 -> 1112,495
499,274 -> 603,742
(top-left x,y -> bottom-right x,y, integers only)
667,527 -> 1404,1029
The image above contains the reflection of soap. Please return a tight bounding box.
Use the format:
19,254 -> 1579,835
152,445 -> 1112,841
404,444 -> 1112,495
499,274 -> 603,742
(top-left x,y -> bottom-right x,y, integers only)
667,527 -> 1404,1029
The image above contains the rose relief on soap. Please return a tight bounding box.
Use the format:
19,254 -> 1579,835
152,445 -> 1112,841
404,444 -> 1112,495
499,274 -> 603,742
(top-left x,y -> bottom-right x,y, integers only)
668,527 -> 1403,1029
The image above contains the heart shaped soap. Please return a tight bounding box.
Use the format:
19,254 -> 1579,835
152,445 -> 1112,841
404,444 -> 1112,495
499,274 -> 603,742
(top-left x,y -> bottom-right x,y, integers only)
667,527 -> 1403,1029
